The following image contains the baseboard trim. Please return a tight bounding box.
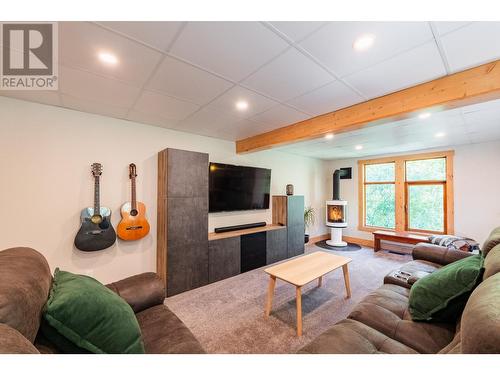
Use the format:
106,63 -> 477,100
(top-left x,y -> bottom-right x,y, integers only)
342,235 -> 374,248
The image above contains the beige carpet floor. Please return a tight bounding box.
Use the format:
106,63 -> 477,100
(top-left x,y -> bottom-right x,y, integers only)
164,244 -> 411,354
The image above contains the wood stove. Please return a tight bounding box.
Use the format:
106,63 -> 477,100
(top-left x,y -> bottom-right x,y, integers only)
326,170 -> 348,247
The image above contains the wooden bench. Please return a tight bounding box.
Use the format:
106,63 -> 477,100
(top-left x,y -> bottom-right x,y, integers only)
373,230 -> 430,252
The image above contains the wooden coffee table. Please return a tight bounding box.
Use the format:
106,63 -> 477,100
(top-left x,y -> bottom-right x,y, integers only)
264,251 -> 352,336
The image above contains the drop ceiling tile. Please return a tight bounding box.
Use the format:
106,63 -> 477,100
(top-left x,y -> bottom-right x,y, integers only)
287,80 -> 364,116
60,94 -> 129,118
461,98 -> 500,114
299,22 -> 434,78
132,90 -> 200,122
344,42 -> 446,99
211,119 -> 268,141
432,21 -> 472,36
169,22 -> 288,81
208,85 -> 278,118
440,22 -> 500,72
250,104 -> 310,128
96,21 -> 184,51
145,55 -> 232,105
268,21 -> 326,42
59,65 -> 141,108
242,48 -> 333,102
0,91 -> 61,107
463,108 -> 500,126
126,109 -> 176,128
173,107 -> 242,135
59,22 -> 163,86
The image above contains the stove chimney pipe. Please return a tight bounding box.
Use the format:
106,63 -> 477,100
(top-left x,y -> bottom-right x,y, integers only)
333,169 -> 341,200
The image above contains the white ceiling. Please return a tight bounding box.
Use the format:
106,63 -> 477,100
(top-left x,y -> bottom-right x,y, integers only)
1,21 -> 500,154
276,98 -> 500,160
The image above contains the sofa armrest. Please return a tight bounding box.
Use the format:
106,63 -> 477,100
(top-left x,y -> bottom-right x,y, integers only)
107,272 -> 166,314
412,243 -> 473,266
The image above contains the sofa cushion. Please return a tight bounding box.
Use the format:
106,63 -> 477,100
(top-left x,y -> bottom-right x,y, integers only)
0,323 -> 40,354
438,332 -> 462,354
348,284 -> 455,353
41,269 -> 145,354
136,304 -> 205,354
483,244 -> 500,280
482,227 -> 500,257
298,319 -> 417,354
461,273 -> 500,353
409,255 -> 484,322
0,247 -> 52,343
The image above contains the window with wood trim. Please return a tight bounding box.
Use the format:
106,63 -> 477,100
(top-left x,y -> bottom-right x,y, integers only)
358,151 -> 454,234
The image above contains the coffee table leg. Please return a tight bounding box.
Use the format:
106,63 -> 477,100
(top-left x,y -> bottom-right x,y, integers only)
265,276 -> 276,317
296,286 -> 302,336
342,264 -> 351,298
318,276 -> 323,287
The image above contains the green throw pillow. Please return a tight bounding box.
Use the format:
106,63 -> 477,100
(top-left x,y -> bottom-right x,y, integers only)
409,255 -> 484,322
41,269 -> 145,354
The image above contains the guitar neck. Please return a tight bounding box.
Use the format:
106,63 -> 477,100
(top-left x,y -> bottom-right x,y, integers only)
94,175 -> 101,215
131,176 -> 137,211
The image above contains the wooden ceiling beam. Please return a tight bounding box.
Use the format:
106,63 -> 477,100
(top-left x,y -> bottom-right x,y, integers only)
236,60 -> 500,154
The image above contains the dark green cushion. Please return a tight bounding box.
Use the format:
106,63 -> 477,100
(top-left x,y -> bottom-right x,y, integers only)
41,269 -> 145,354
409,255 -> 484,322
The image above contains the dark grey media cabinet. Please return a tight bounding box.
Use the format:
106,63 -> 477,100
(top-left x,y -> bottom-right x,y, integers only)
157,148 -> 305,297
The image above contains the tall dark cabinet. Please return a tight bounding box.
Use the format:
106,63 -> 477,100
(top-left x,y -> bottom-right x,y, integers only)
157,148 -> 209,297
272,195 -> 305,258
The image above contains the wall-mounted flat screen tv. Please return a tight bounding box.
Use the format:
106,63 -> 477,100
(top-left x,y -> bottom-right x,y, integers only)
209,162 -> 271,213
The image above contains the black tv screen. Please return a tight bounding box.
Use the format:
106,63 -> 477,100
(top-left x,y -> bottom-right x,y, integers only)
209,163 -> 271,213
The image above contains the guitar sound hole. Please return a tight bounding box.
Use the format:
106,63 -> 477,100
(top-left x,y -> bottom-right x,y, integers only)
130,209 -> 138,216
91,215 -> 103,224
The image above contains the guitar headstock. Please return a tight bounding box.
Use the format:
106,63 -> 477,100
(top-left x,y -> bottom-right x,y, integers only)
91,163 -> 103,177
129,163 -> 137,179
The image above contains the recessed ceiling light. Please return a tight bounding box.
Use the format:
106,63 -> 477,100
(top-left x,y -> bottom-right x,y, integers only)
235,100 -> 249,111
418,112 -> 432,120
355,145 -> 363,150
325,133 -> 334,140
435,132 -> 446,138
353,34 -> 375,51
98,51 -> 119,66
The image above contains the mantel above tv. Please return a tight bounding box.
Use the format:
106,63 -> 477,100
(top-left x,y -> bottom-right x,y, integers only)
208,162 -> 271,213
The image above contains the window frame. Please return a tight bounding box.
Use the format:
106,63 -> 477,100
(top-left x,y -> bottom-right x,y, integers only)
358,151 -> 454,234
363,162 -> 396,230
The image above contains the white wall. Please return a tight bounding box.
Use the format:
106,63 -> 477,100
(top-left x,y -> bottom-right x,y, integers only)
323,142 -> 500,245
0,97 -> 327,284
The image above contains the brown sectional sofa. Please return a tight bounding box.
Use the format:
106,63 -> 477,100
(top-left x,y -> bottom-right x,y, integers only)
0,247 -> 205,354
299,228 -> 500,354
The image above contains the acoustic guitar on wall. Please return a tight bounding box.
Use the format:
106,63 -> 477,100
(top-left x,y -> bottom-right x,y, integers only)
117,163 -> 150,241
74,163 -> 117,251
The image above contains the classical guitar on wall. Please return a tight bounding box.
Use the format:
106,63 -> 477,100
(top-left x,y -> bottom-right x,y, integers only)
74,163 -> 117,251
117,163 -> 150,241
